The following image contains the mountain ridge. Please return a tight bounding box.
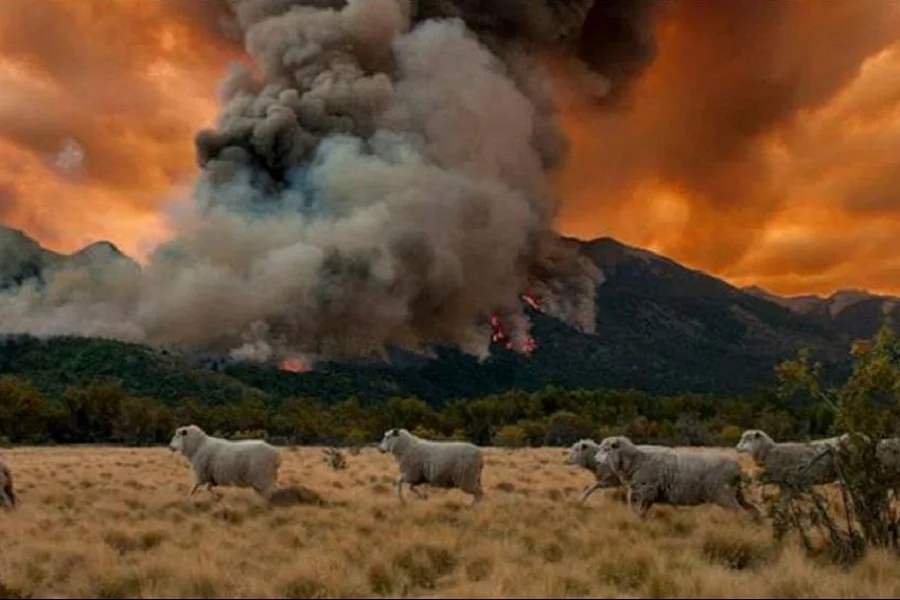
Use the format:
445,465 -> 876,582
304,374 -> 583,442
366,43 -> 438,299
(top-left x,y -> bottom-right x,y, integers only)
743,283 -> 900,341
0,223 -> 880,404
0,225 -> 138,289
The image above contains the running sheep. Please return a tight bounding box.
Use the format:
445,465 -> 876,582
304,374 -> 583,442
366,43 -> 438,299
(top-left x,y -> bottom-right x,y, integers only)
595,435 -> 761,520
169,424 -> 282,500
564,438 -> 669,503
378,428 -> 484,505
735,429 -> 843,503
0,459 -> 14,508
876,437 -> 900,487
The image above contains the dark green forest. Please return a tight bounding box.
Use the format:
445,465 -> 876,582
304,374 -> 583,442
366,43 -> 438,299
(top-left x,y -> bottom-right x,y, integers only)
0,370 -> 838,449
0,329 -> 858,449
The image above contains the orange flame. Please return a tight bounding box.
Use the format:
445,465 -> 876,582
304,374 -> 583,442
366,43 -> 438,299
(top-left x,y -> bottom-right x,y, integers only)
488,292 -> 540,355
521,293 -> 541,311
280,358 -> 308,373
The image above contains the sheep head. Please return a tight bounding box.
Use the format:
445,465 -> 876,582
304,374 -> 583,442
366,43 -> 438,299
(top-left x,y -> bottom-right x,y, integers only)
378,428 -> 411,454
169,424 -> 207,458
595,435 -> 636,476
735,429 -> 772,456
565,439 -> 597,467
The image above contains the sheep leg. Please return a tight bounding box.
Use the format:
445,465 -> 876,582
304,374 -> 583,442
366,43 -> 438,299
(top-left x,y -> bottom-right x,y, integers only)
635,500 -> 652,520
627,484 -> 652,519
395,477 -> 407,505
734,486 -> 763,522
206,483 -> 225,501
0,489 -> 12,508
778,486 -> 794,509
579,482 -> 602,503
717,486 -> 762,521
253,485 -> 274,501
187,482 -> 201,497
469,483 -> 484,508
409,483 -> 427,500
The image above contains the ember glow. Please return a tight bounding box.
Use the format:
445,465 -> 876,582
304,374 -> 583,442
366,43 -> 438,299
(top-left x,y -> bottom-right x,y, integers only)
280,358 -> 308,373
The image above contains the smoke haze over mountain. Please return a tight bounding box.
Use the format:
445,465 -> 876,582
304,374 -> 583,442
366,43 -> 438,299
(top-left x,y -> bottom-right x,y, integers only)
0,0 -> 661,364
1,0 -> 899,364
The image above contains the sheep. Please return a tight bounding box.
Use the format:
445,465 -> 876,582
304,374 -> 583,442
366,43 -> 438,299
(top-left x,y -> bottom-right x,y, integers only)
735,429 -> 843,504
595,435 -> 761,520
876,437 -> 900,488
169,424 -> 282,500
877,437 -> 900,467
564,438 -> 670,503
378,428 -> 484,506
0,459 -> 14,509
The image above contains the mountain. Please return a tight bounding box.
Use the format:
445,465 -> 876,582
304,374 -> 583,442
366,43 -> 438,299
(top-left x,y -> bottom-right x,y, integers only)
0,225 -> 139,290
0,227 -> 864,405
744,285 -> 900,341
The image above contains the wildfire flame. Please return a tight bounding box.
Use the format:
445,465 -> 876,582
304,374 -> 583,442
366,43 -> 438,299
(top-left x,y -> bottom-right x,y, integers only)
280,358 -> 308,373
521,293 -> 541,312
489,291 -> 542,355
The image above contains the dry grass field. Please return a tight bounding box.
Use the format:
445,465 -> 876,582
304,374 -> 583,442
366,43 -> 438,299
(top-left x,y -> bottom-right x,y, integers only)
3,445 -> 900,598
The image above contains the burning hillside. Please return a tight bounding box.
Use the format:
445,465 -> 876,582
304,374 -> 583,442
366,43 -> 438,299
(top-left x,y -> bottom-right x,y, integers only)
490,291 -> 543,355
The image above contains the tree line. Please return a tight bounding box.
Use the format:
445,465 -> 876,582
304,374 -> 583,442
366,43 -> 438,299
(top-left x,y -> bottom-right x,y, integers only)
1,322 -> 895,451
0,374 -> 835,449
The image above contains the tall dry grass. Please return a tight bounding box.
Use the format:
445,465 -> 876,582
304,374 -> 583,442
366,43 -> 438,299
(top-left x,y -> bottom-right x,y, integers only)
2,445 -> 900,598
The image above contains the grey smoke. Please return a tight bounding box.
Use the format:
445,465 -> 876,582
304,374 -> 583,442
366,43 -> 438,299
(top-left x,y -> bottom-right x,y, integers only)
0,0 -> 655,365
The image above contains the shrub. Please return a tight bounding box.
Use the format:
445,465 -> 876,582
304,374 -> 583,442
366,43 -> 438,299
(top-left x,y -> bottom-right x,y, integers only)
492,425 -> 526,448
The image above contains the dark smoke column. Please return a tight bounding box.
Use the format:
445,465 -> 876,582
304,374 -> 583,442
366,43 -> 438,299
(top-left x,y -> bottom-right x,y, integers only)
172,0 -> 656,365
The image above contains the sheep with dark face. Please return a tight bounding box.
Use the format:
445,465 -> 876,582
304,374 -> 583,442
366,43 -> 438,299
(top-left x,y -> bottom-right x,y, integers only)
169,424 -> 282,500
378,428 -> 484,505
564,438 -> 669,503
596,435 -> 760,520
0,459 -> 15,508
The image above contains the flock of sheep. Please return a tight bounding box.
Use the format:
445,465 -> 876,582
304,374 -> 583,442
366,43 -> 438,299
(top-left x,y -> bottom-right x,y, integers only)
565,430 -> 900,518
2,425 -> 900,519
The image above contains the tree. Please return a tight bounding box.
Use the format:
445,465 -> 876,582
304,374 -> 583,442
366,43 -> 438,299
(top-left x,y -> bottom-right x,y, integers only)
773,321 -> 900,564
0,375 -> 52,443
543,411 -> 591,447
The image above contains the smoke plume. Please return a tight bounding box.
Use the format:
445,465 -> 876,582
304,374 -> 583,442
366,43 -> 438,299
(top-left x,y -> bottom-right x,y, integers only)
0,0 -> 657,365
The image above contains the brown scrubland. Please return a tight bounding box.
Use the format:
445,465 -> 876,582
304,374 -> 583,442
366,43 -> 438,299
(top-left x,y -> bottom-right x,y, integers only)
2,445 -> 900,598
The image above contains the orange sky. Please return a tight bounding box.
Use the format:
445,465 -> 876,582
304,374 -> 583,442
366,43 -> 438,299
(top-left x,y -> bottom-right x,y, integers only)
1,0 -> 899,298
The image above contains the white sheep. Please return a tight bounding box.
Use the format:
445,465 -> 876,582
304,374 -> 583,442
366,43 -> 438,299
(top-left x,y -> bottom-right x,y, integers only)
877,437 -> 900,464
596,435 -> 761,520
0,459 -> 14,508
169,424 -> 282,500
735,429 -> 843,503
378,428 -> 484,505
564,438 -> 670,503
876,437 -> 900,487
